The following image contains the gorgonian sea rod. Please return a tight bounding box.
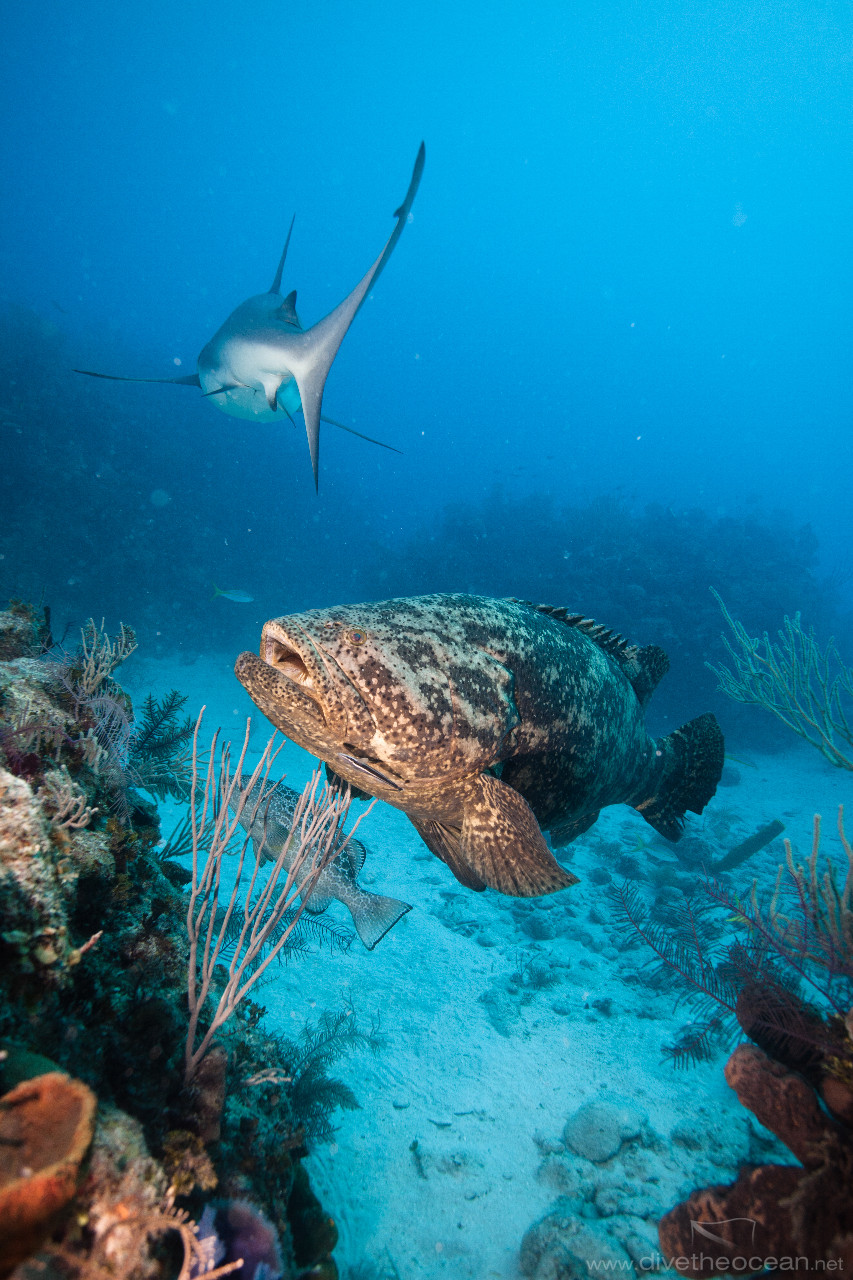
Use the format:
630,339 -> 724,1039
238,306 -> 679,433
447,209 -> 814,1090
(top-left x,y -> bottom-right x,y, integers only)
235,594 -> 724,899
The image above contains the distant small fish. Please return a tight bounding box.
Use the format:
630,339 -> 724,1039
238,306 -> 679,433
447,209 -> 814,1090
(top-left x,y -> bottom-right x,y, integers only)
212,584 -> 254,603
235,776 -> 412,949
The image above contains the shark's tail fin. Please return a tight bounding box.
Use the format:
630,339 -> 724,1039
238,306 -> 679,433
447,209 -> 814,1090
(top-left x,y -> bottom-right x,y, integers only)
288,142 -> 425,489
348,888 -> 412,950
635,712 -> 724,841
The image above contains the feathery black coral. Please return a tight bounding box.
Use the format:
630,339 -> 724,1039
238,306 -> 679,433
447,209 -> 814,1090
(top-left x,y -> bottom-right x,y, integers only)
613,880 -> 740,1065
128,690 -> 194,801
615,807 -> 853,1076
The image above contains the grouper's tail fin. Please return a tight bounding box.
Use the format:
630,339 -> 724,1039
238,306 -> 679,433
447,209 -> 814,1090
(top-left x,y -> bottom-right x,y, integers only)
349,888 -> 413,951
635,712 -> 724,841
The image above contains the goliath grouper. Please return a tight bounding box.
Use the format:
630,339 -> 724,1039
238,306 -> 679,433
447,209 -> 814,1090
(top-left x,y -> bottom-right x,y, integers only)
235,594 -> 724,898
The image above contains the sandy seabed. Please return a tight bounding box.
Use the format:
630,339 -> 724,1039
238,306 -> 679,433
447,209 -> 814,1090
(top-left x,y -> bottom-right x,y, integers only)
127,651 -> 851,1280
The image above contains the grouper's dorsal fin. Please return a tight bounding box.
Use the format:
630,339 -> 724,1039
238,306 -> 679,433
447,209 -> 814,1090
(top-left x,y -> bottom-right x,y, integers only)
513,600 -> 670,708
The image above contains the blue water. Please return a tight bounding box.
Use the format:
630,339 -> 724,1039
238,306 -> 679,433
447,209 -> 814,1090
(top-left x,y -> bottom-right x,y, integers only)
3,3 -> 853,1275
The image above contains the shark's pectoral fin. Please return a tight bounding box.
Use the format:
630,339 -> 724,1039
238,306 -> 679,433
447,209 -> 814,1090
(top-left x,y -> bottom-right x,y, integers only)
459,775 -> 580,897
75,369 -> 202,388
320,414 -> 402,454
203,382 -> 249,398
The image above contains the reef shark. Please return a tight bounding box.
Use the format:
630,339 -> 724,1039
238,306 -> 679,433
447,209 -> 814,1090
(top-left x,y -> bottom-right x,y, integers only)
76,143 -> 425,489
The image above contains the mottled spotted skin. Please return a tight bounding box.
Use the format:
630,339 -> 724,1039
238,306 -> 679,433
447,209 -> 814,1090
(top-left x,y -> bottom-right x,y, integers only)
235,593 -> 724,897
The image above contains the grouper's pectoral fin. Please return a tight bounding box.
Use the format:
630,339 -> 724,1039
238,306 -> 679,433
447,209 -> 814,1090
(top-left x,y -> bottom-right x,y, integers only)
287,142 -> 425,489
459,775 -> 579,897
410,777 -> 578,898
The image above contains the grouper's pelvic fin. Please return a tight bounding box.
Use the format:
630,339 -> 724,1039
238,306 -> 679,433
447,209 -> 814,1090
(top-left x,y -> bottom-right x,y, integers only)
634,712 -> 725,841
412,776 -> 579,898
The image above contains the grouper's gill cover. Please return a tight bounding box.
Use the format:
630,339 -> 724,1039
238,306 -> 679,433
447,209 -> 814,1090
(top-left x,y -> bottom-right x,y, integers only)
234,593 -> 725,900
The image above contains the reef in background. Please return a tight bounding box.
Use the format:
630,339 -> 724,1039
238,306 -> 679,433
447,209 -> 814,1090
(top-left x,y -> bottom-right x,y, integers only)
0,602 -> 347,1279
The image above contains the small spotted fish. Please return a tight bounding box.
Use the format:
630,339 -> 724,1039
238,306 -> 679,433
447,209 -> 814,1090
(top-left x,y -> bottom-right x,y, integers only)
235,776 -> 411,950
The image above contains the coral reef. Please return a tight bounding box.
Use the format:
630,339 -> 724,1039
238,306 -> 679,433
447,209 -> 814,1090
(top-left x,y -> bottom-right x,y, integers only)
520,1094 -> 749,1278
0,605 -> 368,1278
619,807 -> 853,1271
613,808 -> 853,1071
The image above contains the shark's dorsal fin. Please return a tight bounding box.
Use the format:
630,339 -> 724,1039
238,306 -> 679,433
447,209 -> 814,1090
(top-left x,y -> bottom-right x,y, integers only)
278,290 -> 300,325
74,369 -> 201,388
269,215 -> 295,294
512,599 -> 670,707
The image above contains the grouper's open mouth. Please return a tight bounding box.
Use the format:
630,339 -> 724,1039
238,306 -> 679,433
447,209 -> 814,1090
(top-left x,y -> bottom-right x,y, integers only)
263,632 -> 320,699
256,622 -> 404,793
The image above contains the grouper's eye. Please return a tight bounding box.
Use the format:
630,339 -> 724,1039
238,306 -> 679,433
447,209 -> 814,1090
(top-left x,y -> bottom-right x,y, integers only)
264,636 -> 314,687
345,628 -> 367,647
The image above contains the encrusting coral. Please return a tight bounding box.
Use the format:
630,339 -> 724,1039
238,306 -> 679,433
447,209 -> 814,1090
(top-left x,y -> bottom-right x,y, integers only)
659,1043 -> 853,1272
0,1071 -> 97,1276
